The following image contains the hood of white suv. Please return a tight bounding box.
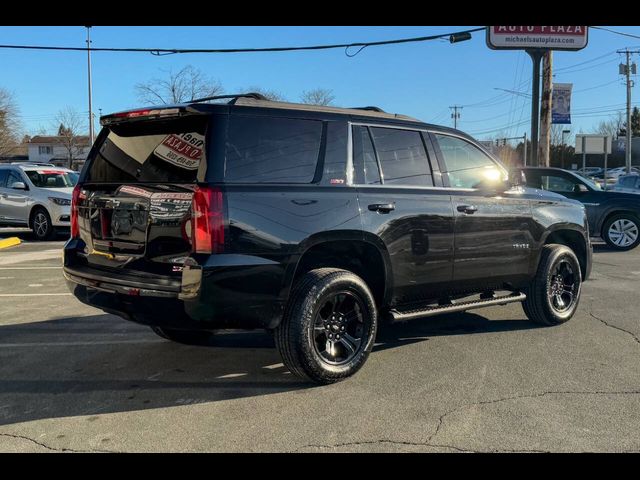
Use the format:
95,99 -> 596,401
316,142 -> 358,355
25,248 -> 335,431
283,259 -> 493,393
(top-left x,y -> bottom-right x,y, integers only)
37,187 -> 73,197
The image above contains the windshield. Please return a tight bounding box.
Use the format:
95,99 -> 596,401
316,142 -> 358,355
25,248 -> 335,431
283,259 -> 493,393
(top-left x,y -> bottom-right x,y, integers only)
25,170 -> 78,188
573,171 -> 602,190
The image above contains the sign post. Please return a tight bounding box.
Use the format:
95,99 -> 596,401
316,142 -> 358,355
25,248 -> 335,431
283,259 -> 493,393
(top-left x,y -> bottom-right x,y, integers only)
487,27 -> 589,167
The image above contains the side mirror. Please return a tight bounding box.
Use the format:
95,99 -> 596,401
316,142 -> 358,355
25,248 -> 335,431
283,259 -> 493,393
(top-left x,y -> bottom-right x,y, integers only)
574,184 -> 589,193
11,181 -> 27,190
508,169 -> 526,187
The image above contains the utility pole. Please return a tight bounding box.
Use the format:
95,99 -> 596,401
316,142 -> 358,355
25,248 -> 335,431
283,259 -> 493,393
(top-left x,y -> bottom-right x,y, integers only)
526,49 -> 544,167
618,49 -> 638,174
86,26 -> 94,146
450,105 -> 462,129
538,51 -> 553,167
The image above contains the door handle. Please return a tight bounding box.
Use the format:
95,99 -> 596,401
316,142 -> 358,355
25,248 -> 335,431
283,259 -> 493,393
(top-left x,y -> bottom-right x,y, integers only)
368,203 -> 395,213
457,204 -> 478,214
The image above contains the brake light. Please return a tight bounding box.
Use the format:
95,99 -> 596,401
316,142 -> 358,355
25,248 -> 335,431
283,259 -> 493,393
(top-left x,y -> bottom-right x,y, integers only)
70,184 -> 82,238
102,108 -> 182,125
191,186 -> 224,254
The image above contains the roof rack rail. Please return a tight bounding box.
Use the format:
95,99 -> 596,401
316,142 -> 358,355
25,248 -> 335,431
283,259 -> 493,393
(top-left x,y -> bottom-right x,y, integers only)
351,106 -> 386,113
10,161 -> 55,166
189,92 -> 269,104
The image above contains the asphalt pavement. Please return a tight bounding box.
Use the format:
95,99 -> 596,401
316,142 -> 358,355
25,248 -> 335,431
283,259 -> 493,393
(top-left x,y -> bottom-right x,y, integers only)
0,228 -> 638,452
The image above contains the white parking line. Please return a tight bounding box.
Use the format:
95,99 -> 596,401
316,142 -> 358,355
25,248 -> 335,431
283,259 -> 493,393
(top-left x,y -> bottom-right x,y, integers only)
0,267 -> 61,270
0,340 -> 163,348
0,293 -> 72,297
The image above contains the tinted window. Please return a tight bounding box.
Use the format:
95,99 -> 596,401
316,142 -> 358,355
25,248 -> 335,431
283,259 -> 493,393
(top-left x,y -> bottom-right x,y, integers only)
370,127 -> 433,186
352,126 -> 380,185
435,134 -> 503,189
322,121 -> 348,185
535,175 -> 578,193
6,171 -> 22,187
0,170 -> 7,188
225,115 -> 322,183
85,116 -> 208,183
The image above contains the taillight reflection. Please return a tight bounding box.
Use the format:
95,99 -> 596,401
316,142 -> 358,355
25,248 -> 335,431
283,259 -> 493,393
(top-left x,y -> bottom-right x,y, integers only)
70,184 -> 81,238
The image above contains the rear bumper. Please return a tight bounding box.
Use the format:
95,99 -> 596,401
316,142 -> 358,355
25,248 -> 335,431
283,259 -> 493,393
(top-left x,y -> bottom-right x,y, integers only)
63,239 -> 286,330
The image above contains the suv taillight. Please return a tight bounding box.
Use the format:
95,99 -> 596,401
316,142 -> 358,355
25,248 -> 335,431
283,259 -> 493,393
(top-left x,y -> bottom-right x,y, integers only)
70,184 -> 81,238
191,186 -> 225,254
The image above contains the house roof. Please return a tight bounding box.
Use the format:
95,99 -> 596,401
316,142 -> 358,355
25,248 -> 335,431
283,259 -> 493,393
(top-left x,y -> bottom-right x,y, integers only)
29,135 -> 91,145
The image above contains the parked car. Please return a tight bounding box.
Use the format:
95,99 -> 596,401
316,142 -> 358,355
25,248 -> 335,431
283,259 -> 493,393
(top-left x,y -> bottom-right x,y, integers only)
519,167 -> 640,250
63,94 -> 592,384
0,163 -> 78,240
611,173 -> 640,193
579,167 -> 603,177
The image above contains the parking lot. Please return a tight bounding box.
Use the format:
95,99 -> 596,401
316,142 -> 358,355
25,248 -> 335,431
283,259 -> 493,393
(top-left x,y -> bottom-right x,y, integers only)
0,228 -> 638,453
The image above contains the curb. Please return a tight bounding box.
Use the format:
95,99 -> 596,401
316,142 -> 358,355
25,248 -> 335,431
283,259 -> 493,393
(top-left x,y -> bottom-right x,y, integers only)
0,237 -> 21,249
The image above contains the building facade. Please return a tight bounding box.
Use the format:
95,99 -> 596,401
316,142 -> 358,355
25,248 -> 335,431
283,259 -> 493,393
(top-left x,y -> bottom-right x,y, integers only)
27,135 -> 91,171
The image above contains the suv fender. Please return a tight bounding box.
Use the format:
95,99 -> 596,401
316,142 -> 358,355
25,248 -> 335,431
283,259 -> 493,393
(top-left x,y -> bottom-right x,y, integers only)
282,230 -> 393,310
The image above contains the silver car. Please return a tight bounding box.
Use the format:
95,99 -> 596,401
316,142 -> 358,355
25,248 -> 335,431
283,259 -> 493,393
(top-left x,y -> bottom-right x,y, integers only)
611,173 -> 640,194
0,163 -> 78,240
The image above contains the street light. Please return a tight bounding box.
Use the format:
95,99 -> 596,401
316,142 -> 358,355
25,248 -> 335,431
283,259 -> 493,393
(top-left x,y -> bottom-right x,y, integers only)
561,129 -> 571,169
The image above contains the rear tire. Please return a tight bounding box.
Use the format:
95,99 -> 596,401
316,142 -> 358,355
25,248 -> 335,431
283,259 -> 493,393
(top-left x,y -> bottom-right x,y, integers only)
150,327 -> 214,346
602,213 -> 640,251
30,208 -> 54,241
522,244 -> 582,326
275,268 -> 378,384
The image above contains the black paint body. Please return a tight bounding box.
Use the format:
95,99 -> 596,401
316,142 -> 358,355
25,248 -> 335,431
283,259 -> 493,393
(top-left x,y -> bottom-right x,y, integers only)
64,102 -> 592,330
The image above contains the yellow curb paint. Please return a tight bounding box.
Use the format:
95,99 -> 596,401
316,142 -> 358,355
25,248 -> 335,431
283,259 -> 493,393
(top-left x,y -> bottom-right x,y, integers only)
0,237 -> 21,250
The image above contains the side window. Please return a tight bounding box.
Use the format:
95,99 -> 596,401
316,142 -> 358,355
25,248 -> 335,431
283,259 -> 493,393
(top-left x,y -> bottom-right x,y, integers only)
322,121 -> 348,185
0,170 -> 7,188
6,171 -> 21,187
225,115 -> 323,183
352,126 -> 381,185
369,127 -> 433,186
435,134 -> 503,189
621,176 -> 636,187
540,175 -> 579,193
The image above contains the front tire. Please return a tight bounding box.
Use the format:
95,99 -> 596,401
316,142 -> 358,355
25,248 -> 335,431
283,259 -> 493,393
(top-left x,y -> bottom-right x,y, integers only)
275,268 -> 378,384
31,208 -> 54,241
602,213 -> 640,251
522,244 -> 582,326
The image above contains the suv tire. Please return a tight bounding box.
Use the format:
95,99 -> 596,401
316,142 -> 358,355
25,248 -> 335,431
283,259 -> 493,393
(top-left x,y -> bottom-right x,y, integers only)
522,244 -> 582,326
30,207 -> 54,241
150,327 -> 214,346
275,268 -> 378,384
602,213 -> 640,251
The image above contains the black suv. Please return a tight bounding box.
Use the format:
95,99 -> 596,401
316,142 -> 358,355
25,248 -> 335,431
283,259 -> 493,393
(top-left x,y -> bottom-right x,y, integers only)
63,93 -> 592,384
519,167 -> 640,251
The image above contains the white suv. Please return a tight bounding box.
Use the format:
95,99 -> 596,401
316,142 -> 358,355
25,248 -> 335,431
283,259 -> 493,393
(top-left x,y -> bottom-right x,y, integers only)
0,163 -> 78,240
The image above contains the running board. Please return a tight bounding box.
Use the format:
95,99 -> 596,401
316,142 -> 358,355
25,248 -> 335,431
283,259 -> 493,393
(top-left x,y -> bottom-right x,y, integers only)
388,292 -> 527,323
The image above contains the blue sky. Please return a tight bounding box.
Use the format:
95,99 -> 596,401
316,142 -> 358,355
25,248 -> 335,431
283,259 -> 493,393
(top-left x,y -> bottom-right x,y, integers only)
1,25 -> 639,142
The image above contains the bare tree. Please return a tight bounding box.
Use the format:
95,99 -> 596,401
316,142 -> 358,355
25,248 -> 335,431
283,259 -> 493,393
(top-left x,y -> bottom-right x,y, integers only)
300,88 -> 336,106
244,86 -> 287,102
595,112 -> 625,139
0,88 -> 22,158
54,107 -> 86,169
135,66 -> 224,105
550,125 -> 573,146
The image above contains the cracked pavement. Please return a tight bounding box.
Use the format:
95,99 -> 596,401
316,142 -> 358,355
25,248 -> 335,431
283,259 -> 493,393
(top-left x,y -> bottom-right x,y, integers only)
0,232 -> 638,452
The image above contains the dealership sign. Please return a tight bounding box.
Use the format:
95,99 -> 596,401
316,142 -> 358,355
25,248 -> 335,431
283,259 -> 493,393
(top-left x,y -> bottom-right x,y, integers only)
487,26 -> 589,51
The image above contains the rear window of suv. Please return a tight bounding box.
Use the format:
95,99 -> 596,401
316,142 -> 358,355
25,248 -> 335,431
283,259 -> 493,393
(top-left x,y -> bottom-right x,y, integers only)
224,115 -> 323,183
84,116 -> 208,183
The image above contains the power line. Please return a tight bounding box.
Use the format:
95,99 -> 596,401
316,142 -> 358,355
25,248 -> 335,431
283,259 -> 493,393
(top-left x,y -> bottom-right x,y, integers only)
591,26 -> 640,40
0,27 -> 486,57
